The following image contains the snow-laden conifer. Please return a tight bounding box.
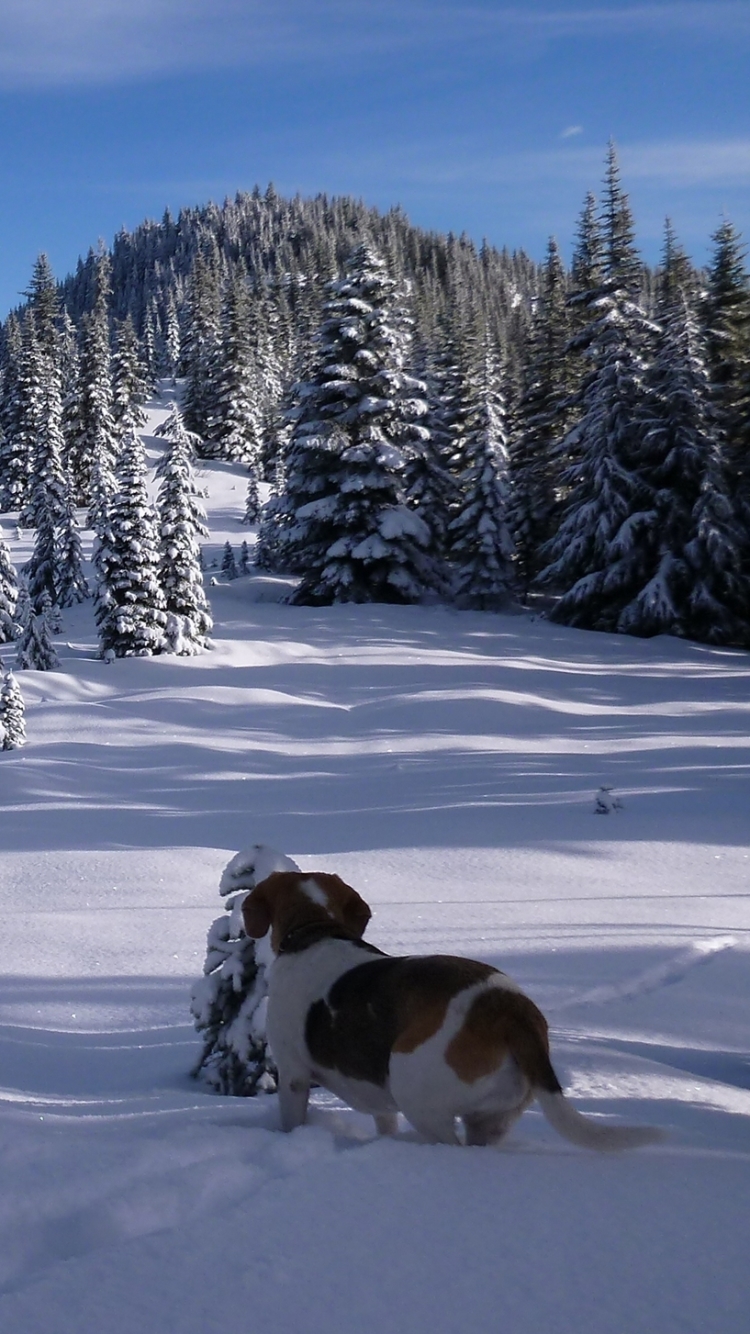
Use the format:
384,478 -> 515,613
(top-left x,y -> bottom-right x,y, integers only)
12,314 -> 44,521
277,241 -> 437,605
448,345 -> 516,608
0,313 -> 26,512
221,541 -> 238,581
0,526 -> 18,642
404,327 -> 461,562
615,228 -> 714,636
0,670 -> 26,748
162,293 -> 181,381
72,255 -> 120,515
509,238 -> 571,594
17,604 -> 58,671
183,251 -> 221,440
155,408 -> 212,654
112,316 -> 149,433
25,358 -> 69,615
191,846 -> 300,1098
206,270 -> 264,471
95,431 -> 167,657
537,148 -> 657,631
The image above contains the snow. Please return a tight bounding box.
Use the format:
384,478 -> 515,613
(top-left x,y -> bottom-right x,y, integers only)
0,396 -> 748,1331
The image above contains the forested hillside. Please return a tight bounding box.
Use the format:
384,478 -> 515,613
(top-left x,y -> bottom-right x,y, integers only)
0,144 -> 748,671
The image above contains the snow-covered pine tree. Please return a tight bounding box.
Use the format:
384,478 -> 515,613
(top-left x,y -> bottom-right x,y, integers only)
182,252 -> 221,441
17,604 -> 58,670
26,253 -> 60,362
0,526 -> 18,642
703,220 -> 750,481
0,670 -> 26,748
112,315 -> 149,433
155,408 -> 213,654
0,313 -> 26,511
701,220 -> 750,613
12,314 -> 44,522
509,237 -> 571,595
244,470 -> 261,524
13,580 -> 31,641
25,355 -> 69,615
141,295 -> 161,390
614,224 -> 717,636
162,293 -> 181,382
56,500 -> 89,609
404,323 -> 462,564
190,845 -> 300,1097
276,241 -> 437,605
238,540 -> 251,575
206,269 -> 264,473
71,254 -> 120,516
447,342 -> 516,608
537,147 -> 657,631
221,541 -> 238,580
95,430 -> 167,657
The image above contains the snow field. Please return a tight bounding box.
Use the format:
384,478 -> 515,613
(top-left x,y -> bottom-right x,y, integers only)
0,401 -> 748,1332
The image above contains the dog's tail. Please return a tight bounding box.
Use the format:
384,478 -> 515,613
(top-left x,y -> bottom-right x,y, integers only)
534,1086 -> 663,1150
504,993 -> 663,1151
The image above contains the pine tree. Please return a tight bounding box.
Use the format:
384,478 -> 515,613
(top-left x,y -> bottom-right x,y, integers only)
190,847 -> 293,1098
448,345 -> 516,608
0,526 -> 18,642
155,408 -> 213,654
12,314 -> 44,521
238,540 -> 251,575
17,605 -> 58,670
162,293 -> 181,381
0,313 -> 26,511
244,470 -> 261,523
703,221 -> 750,469
112,315 -> 148,432
206,269 -> 263,468
71,254 -> 120,514
183,252 -> 221,440
26,253 -> 60,362
221,541 -> 238,580
25,358 -> 69,614
614,226 -> 716,636
95,431 -> 167,657
702,220 -> 750,602
276,241 -> 437,605
510,238 -> 571,594
537,148 -> 657,631
404,326 -> 461,563
0,670 -> 26,748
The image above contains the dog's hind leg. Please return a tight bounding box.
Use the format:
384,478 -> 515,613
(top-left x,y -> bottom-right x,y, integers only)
463,1109 -> 520,1146
401,1108 -> 459,1145
374,1113 -> 400,1137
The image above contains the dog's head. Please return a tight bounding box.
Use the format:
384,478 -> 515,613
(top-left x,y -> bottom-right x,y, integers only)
241,870 -> 372,953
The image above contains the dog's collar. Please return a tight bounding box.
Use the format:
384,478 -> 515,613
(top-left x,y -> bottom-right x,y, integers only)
277,919 -> 384,956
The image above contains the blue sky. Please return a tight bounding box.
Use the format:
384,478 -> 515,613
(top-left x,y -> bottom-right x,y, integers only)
0,1 -> 748,315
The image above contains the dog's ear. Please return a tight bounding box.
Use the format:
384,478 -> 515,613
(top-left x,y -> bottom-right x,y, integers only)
241,885 -> 272,938
334,877 -> 371,938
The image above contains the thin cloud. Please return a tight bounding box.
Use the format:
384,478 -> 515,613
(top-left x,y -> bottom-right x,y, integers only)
345,136 -> 750,192
561,126 -> 584,139
0,2 -> 748,89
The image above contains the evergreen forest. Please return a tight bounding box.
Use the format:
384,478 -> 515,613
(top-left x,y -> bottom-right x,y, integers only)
1,144 -> 748,654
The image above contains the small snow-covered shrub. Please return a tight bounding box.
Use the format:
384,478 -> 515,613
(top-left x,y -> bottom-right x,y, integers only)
190,844 -> 299,1096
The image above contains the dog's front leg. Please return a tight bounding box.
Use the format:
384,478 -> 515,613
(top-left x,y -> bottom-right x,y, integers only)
277,1073 -> 311,1132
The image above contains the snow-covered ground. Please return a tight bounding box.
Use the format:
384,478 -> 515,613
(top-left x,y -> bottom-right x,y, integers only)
0,398 -> 748,1333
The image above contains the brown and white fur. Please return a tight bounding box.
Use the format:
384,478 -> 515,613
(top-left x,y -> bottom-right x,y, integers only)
243,870 -> 662,1150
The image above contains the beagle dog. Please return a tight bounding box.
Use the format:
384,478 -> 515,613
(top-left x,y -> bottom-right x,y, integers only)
242,870 -> 661,1149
